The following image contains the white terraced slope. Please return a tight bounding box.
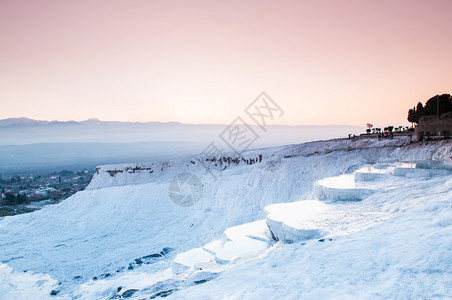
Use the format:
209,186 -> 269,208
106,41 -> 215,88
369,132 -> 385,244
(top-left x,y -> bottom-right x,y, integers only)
172,220 -> 272,275
0,137 -> 451,299
266,160 -> 452,243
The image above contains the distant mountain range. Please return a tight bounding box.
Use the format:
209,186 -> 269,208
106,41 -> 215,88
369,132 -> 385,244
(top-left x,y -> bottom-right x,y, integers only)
0,117 -> 50,127
0,117 -> 184,127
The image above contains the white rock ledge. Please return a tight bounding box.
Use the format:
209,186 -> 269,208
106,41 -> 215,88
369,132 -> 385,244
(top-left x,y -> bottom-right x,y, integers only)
265,200 -> 330,242
314,174 -> 374,201
354,165 -> 394,182
215,237 -> 269,265
223,220 -> 272,243
172,247 -> 215,275
215,220 -> 272,264
202,240 -> 224,255
392,161 -> 452,177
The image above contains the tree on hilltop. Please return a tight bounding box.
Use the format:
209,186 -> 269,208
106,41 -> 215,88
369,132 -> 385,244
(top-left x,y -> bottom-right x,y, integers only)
407,102 -> 424,125
423,94 -> 452,117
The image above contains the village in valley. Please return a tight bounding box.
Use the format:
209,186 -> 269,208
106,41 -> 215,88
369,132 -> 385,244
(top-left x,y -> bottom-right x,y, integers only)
0,169 -> 94,216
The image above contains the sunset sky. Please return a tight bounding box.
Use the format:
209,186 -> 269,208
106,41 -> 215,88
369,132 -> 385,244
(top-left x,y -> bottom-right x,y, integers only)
1,0 -> 451,126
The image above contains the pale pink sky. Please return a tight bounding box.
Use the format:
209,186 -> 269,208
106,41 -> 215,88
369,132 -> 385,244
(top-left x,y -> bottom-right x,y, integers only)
0,0 -> 451,126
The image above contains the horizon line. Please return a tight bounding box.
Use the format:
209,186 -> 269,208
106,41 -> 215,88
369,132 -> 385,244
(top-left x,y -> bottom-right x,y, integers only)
0,117 -> 410,128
